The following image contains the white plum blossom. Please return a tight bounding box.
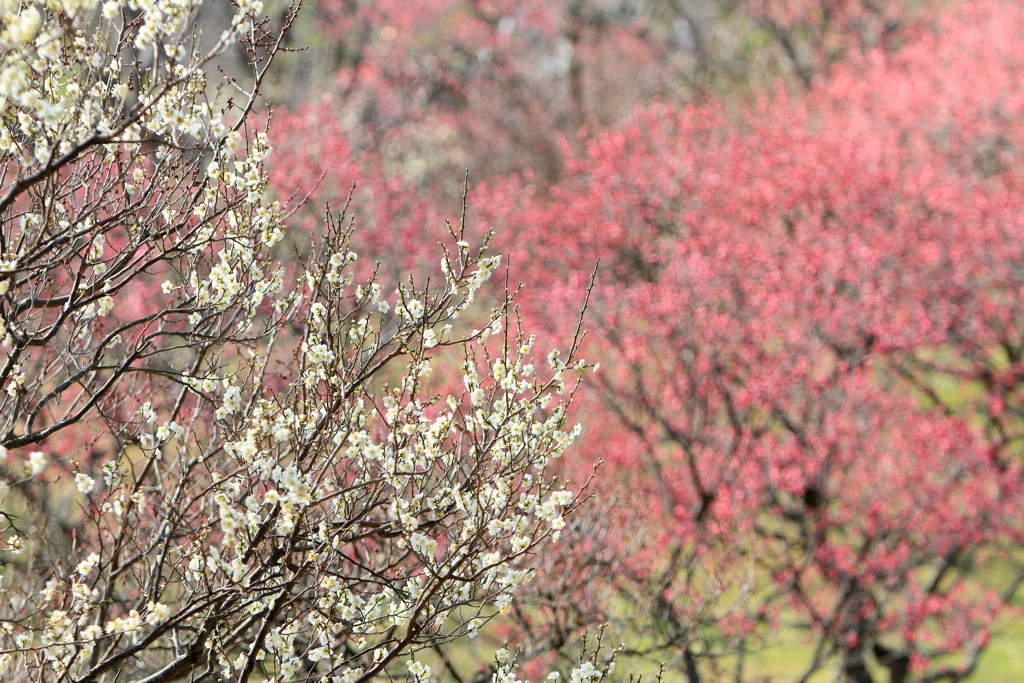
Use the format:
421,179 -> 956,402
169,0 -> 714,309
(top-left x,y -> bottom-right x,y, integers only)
77,553 -> 99,577
74,473 -> 95,494
26,451 -> 47,476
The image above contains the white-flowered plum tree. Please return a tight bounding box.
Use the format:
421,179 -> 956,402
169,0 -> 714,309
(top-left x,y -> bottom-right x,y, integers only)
0,2 -> 612,682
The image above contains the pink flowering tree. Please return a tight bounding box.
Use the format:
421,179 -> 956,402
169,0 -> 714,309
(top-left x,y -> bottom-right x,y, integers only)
470,2 -> 1024,681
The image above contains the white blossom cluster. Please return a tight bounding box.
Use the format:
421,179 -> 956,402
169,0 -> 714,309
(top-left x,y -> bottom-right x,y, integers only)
490,639 -> 620,683
149,229 -> 592,682
0,0 -> 294,440
0,2 -> 598,681
0,0 -> 262,167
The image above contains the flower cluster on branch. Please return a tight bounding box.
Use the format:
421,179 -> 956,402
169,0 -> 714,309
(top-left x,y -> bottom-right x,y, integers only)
0,2 -> 604,682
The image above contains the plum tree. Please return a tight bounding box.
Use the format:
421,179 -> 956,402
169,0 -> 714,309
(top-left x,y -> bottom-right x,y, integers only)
0,2 -> 613,682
